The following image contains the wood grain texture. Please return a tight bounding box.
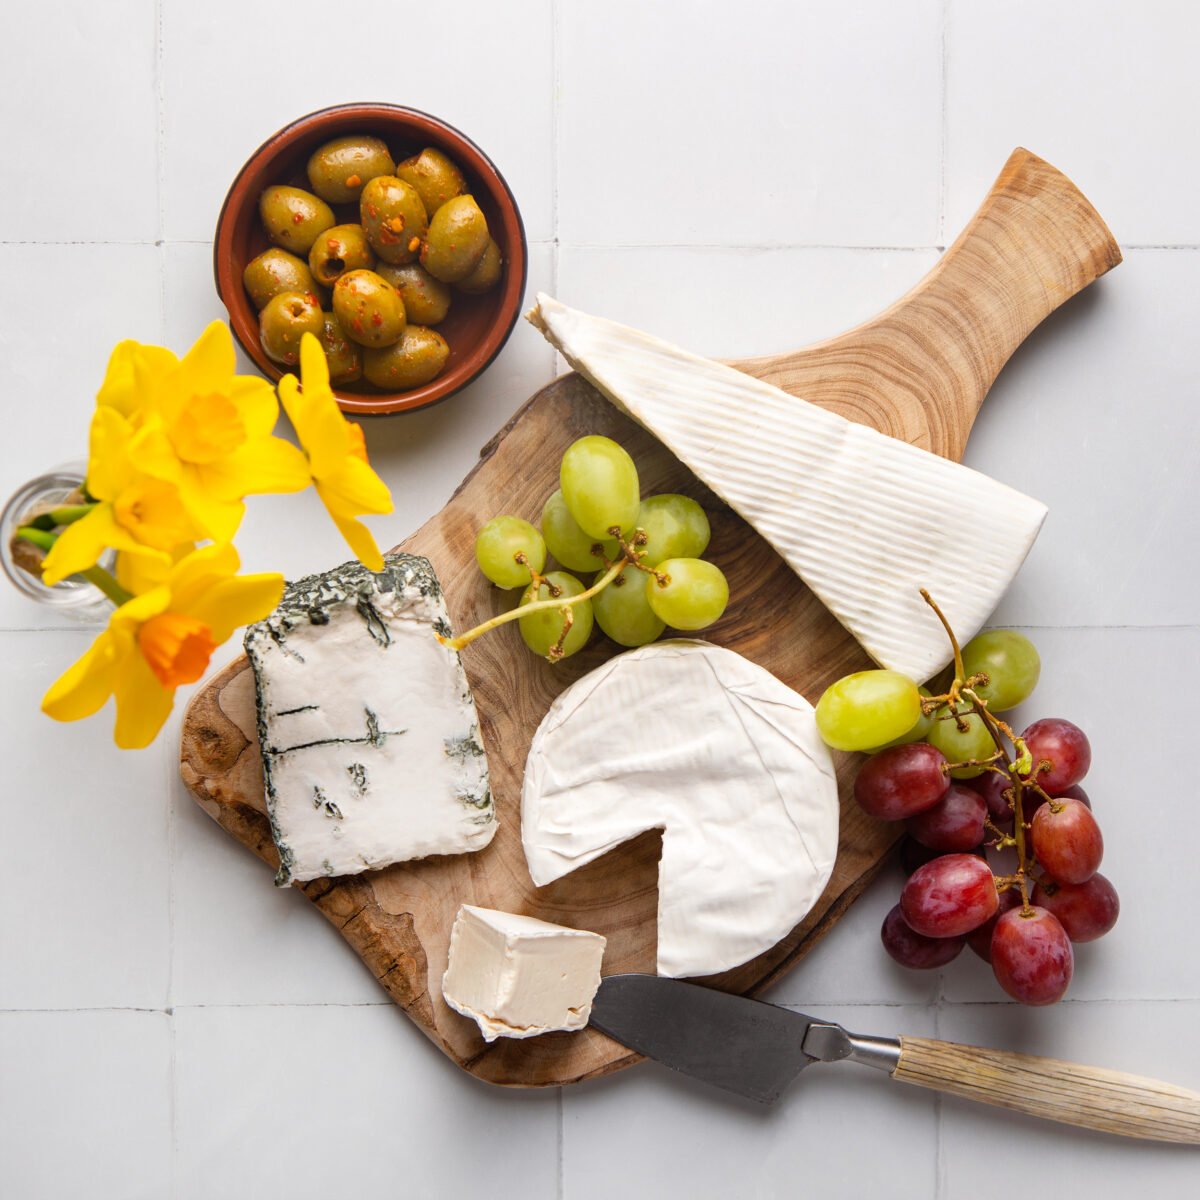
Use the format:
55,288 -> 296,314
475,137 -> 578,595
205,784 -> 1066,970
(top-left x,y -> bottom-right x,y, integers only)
179,149 -> 1120,1088
894,1036 -> 1200,1144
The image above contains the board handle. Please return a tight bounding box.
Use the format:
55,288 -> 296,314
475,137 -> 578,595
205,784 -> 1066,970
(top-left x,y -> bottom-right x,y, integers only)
734,148 -> 1122,457
893,1035 -> 1200,1144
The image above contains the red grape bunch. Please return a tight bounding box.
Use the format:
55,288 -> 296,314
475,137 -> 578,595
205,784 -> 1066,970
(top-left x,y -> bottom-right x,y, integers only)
815,594 -> 1118,1006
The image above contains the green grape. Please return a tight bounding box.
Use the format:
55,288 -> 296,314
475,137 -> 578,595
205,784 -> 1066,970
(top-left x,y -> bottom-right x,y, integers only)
474,515 -> 546,589
519,571 -> 594,660
961,629 -> 1041,712
644,558 -> 728,630
593,568 -> 665,647
560,435 -> 641,540
926,708 -> 996,779
540,489 -> 619,572
868,686 -> 935,752
814,670 -> 921,752
634,494 -> 711,567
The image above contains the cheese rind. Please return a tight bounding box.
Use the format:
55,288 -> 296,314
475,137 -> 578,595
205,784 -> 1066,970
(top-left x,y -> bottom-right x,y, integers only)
441,905 -> 607,1041
522,640 -> 839,978
245,554 -> 496,886
531,294 -> 1048,683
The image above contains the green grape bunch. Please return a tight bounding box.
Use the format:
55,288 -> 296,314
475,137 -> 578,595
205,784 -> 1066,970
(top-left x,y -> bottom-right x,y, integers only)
459,435 -> 729,662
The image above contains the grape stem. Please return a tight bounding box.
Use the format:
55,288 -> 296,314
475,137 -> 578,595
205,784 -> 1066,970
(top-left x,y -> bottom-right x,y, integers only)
921,590 -> 1035,913
439,557 -> 627,653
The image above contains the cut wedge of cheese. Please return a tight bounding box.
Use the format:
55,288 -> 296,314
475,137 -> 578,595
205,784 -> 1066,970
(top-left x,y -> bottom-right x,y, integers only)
530,294 -> 1048,683
522,640 -> 838,978
245,554 -> 496,886
442,905 -> 606,1041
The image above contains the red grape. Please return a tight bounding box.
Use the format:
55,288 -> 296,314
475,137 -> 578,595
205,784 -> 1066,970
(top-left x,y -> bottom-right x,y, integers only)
1021,718 -> 1091,793
1030,798 -> 1103,883
906,785 -> 987,852
990,906 -> 1073,1005
900,854 -> 998,938
966,887 -> 1022,962
1033,874 -> 1120,943
881,903 -> 966,969
967,771 -> 1014,826
855,744 -> 950,821
1057,783 -> 1091,809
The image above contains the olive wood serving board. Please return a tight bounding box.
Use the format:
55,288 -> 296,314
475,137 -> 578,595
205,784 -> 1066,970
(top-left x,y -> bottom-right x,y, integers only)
180,149 -> 1120,1088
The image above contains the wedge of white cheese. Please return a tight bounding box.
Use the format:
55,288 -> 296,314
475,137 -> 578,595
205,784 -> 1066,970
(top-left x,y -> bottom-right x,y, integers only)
522,640 -> 838,978
442,905 -> 607,1041
531,294 -> 1048,683
244,554 -> 496,886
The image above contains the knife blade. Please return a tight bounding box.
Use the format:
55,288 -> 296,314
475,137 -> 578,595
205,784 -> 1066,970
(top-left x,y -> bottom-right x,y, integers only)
588,974 -> 1200,1143
588,973 -> 823,1103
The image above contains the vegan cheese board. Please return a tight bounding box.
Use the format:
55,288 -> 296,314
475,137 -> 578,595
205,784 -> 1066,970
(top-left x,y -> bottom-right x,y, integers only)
180,149 -> 1121,1087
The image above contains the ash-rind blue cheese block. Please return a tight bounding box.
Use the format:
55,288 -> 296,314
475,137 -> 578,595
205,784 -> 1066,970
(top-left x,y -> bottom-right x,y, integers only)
244,553 -> 496,886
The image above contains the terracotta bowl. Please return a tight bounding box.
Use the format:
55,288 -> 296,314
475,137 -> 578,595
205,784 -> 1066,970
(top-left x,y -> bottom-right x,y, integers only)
214,103 -> 528,416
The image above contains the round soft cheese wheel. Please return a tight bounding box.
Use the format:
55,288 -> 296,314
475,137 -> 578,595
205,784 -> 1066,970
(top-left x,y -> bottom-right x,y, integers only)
521,639 -> 839,978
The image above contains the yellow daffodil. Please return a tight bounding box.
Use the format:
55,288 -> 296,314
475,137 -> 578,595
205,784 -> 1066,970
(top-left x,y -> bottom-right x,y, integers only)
124,321 -> 312,541
42,544 -> 284,749
41,406 -> 200,585
96,339 -> 178,422
278,332 -> 394,571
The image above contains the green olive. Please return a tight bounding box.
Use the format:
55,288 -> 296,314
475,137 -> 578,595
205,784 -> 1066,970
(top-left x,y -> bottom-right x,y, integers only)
308,223 -> 375,287
363,326 -> 449,390
455,238 -> 503,295
306,135 -> 395,204
260,291 -> 323,367
360,176 -> 428,265
376,263 -> 452,326
242,248 -> 322,311
258,185 -> 335,255
332,269 -> 406,348
420,195 -> 490,283
394,147 -> 465,217
319,312 -> 362,386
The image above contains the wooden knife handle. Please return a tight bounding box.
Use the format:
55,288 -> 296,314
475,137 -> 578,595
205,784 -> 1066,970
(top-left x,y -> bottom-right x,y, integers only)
893,1035 -> 1200,1144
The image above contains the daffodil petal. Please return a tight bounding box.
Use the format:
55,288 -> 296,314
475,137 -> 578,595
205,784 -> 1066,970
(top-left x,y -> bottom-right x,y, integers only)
329,509 -> 385,572
96,342 -> 142,418
190,572 -> 285,641
279,372 -> 349,480
177,320 -> 236,397
299,331 -> 331,392
319,456 -> 395,517
86,406 -> 135,500
229,376 -> 282,440
131,344 -> 179,412
174,475 -> 245,543
128,421 -> 184,485
112,649 -> 176,750
197,435 -> 312,500
167,543 -> 240,612
41,631 -> 119,722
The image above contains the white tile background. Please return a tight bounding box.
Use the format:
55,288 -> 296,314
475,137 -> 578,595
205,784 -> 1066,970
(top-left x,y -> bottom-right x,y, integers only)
2,1 -> 1198,1196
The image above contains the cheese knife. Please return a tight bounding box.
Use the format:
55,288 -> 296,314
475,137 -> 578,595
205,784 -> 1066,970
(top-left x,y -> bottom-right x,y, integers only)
589,974 -> 1200,1144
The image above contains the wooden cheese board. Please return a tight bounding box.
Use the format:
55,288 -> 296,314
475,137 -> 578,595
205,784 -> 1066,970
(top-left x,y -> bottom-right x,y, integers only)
180,149 -> 1120,1088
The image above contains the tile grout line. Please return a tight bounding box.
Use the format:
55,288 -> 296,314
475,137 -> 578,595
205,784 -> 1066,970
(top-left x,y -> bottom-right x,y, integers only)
556,1087 -> 565,1200
151,4 -> 178,1193
934,966 -> 946,1200
938,0 -> 949,249
551,0 -> 562,259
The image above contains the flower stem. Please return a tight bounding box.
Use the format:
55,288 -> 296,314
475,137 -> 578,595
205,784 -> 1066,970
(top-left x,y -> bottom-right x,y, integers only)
33,503 -> 96,530
13,525 -> 131,606
80,566 -> 133,607
442,557 -> 627,653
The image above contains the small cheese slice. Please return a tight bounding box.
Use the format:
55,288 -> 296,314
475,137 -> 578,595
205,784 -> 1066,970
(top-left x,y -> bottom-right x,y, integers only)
244,554 -> 496,886
441,905 -> 607,1041
522,640 -> 838,978
531,294 -> 1048,683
